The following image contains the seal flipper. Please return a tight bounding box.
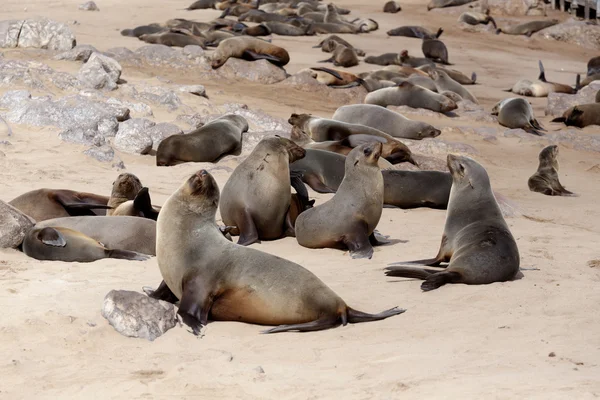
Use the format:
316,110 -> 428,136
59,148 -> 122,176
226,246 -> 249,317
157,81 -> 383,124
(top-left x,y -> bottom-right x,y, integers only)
178,274 -> 213,336
317,56 -> 335,64
133,187 -> 159,220
106,249 -> 151,261
384,265 -> 442,278
538,60 -> 547,82
241,50 -> 285,66
421,271 -> 462,291
236,208 -> 260,246
309,67 -> 343,81
346,306 -> 406,323
53,191 -> 112,216
342,227 -> 374,259
261,316 -> 341,334
143,280 -> 179,304
38,227 -> 67,247
369,230 -> 391,246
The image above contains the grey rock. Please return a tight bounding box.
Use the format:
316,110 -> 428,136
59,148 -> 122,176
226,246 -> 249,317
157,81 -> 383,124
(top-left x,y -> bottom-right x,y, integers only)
222,103 -> 291,132
84,144 -> 115,162
54,44 -> 98,62
0,200 -> 35,248
175,113 -> 206,128
148,122 -> 183,149
106,98 -> 153,118
59,126 -> 106,145
486,0 -> 546,15
120,84 -> 185,112
182,45 -> 205,58
97,117 -> 119,137
217,58 -> 287,84
77,52 -> 122,90
177,84 -> 207,98
545,82 -> 600,117
0,20 -> 23,48
16,18 -> 76,51
113,118 -> 155,154
79,1 -> 99,11
0,90 -> 32,108
0,58 -> 80,92
537,19 -> 600,50
104,47 -> 142,67
101,290 -> 177,341
134,44 -> 186,67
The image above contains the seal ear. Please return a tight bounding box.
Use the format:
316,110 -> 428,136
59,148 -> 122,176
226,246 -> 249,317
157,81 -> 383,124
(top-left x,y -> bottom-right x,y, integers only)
38,227 -> 67,247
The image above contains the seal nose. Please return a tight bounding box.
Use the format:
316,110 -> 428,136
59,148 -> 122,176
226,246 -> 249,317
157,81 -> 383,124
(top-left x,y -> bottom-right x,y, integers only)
196,170 -> 208,179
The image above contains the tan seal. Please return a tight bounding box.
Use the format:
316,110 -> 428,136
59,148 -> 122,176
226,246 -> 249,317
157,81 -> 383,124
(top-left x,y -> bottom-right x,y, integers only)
148,169 -> 405,334
551,103 -> 600,128
364,81 -> 458,113
138,30 -> 207,48
313,35 -> 365,56
318,44 -> 359,68
528,145 -> 576,197
385,154 -> 520,291
107,173 -> 143,216
387,26 -> 443,39
428,69 -> 478,103
427,0 -> 476,10
211,36 -> 290,68
496,20 -> 558,36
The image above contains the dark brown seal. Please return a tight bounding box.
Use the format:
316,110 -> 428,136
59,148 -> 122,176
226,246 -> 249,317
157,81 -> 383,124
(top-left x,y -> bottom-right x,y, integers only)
211,36 -> 290,68
387,26 -> 443,39
527,145 -> 576,197
422,38 -> 451,65
551,103 -> 600,128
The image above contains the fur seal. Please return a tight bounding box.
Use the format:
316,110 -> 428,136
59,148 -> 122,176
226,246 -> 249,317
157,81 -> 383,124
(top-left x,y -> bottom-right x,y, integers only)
387,26 -> 443,39
307,67 -> 363,88
492,97 -> 545,135
211,36 -> 290,68
23,227 -> 150,262
260,21 -> 311,36
138,31 -> 207,48
121,24 -> 165,38
109,187 -> 160,220
290,149 -> 346,193
506,61 -> 576,97
35,216 -> 156,255
364,81 -> 458,113
383,170 -> 452,209
185,0 -> 217,10
384,1 -> 402,13
332,104 -> 441,140
318,44 -> 359,68
458,10 -> 497,29
496,20 -> 559,36
313,35 -> 365,56
587,56 -> 600,76
107,173 -> 143,216
422,38 -> 450,65
239,10 -> 288,23
295,143 -> 386,259
528,145 -> 576,197
385,154 -> 520,291
149,169 -> 405,334
306,22 -> 359,35
219,136 -> 306,245
364,53 -> 401,66
419,65 -> 477,85
551,103 -> 600,128
400,50 -> 435,68
9,189 -> 110,222
428,69 -> 478,103
156,114 -> 247,166
427,0 -> 476,10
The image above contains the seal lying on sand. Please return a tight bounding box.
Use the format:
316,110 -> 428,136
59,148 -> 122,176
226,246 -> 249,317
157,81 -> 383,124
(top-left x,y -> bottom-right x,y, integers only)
211,36 -> 290,68
496,20 -> 559,36
528,145 -> 576,197
551,103 -> 600,128
492,97 -> 545,135
148,169 -> 405,334
387,26 -> 443,39
385,154 -> 520,291
364,81 -> 458,113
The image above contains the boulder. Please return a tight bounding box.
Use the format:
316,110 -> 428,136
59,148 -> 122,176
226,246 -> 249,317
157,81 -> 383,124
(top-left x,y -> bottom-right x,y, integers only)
545,81 -> 600,117
77,52 -> 122,90
177,84 -> 207,98
54,44 -> 98,62
148,122 -> 183,149
486,0 -> 546,15
217,58 -> 288,84
113,118 -> 155,154
14,18 -> 76,51
537,19 -> 600,50
101,290 -> 177,341
79,1 -> 100,11
0,200 -> 35,248
0,20 -> 22,48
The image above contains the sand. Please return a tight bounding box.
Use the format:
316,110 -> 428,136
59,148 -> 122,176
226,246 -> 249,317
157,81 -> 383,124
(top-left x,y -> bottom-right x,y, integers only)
1,0 -> 600,398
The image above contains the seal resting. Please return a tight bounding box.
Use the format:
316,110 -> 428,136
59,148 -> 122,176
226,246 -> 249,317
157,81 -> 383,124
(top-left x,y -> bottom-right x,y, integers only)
496,20 -> 559,36
385,154 -> 520,291
211,36 -> 290,68
156,114 -> 248,166
551,103 -> 600,128
219,136 -> 307,245
528,145 -> 576,197
384,1 -> 402,13
295,143 -> 387,259
148,169 -> 405,334
492,97 -> 545,135
387,26 -> 442,39
428,69 -> 478,103
427,0 -> 475,10
107,173 -> 143,216
364,81 -> 458,113
318,44 -> 359,68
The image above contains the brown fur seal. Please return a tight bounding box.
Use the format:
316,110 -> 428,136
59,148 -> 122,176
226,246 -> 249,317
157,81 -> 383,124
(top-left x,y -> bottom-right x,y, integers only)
400,50 -> 435,68
364,81 -> 458,113
387,26 -> 443,39
121,24 -> 165,38
427,0 -> 475,10
107,173 -> 143,216
528,145 -> 576,197
306,22 -> 359,35
419,65 -> 477,85
239,10 -> 288,23
307,67 -> 363,88
288,113 -> 417,165
156,114 -> 247,166
383,170 -> 451,209
385,154 -> 520,291
35,216 -> 156,255
185,0 -> 217,10
138,31 -> 207,48
261,21 -> 311,36
313,35 -> 365,56
587,55 -> 600,76
364,53 -> 401,66
429,69 -> 478,103
219,136 -> 306,245
110,187 -> 160,220
551,103 -> 600,128
9,189 -> 110,222
318,43 -> 358,67
148,169 -> 405,334
290,149 -> 346,193
422,38 -> 451,65
295,143 -> 387,259
332,104 -> 441,140
492,97 -> 545,135
211,36 -> 290,68
458,10 -> 497,29
23,227 -> 150,262
496,20 -> 559,36
384,1 -> 402,13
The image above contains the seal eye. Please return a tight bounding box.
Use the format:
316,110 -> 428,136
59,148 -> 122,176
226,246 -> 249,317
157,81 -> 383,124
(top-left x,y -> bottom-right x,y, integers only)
363,148 -> 372,156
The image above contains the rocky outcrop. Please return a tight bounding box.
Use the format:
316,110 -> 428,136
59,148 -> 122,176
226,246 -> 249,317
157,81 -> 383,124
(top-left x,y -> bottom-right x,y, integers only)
0,18 -> 76,51
77,53 -> 122,90
113,118 -> 155,154
217,58 -> 288,84
537,19 -> 600,50
545,81 -> 600,117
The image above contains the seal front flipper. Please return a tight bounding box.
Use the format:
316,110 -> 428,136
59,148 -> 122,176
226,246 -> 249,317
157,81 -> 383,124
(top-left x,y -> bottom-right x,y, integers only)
38,227 -> 67,247
178,275 -> 213,336
133,187 -> 160,220
143,280 -> 179,304
343,230 -> 374,259
106,249 -> 151,261
241,50 -> 284,66
236,208 -> 260,246
421,271 -> 462,291
369,230 -> 391,246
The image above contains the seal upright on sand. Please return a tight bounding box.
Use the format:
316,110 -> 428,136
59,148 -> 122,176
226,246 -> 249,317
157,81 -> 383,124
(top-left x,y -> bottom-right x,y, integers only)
295,143 -> 387,259
156,114 -> 247,166
528,145 -> 576,197
107,173 -> 143,216
364,81 -> 458,113
332,104 -> 441,140
318,44 -> 359,68
492,97 -> 545,135
219,136 -> 306,245
211,36 -> 290,68
148,169 -> 405,334
385,154 -> 520,291
9,189 -> 110,222
422,38 -> 451,65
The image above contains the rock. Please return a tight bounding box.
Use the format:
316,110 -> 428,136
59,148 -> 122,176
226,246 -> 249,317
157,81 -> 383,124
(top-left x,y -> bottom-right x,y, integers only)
113,118 -> 155,154
106,98 -> 153,118
537,19 -> 600,50
0,58 -> 81,92
104,47 -> 142,67
0,20 -> 23,48
486,0 -> 546,15
222,103 -> 291,132
0,90 -> 32,108
217,58 -> 288,84
97,117 -> 119,137
101,290 -> 177,341
148,122 -> 183,149
120,84 -> 186,112
177,84 -> 207,98
79,1 -> 99,11
77,52 -> 122,90
54,44 -> 98,62
84,144 -> 115,162
545,81 -> 600,117
0,200 -> 35,248
175,113 -> 206,128
455,100 -> 497,123
135,44 -> 187,67
279,71 -> 367,104
59,126 -> 106,145
15,18 -> 76,51
182,45 -> 205,58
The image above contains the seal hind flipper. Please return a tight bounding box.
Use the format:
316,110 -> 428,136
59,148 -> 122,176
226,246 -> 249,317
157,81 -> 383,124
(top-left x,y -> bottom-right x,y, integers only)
236,208 -> 260,246
435,28 -> 443,38
38,227 -> 67,247
538,60 -> 547,82
309,67 -> 343,81
107,249 -> 151,261
241,50 -> 285,66
346,306 -> 406,323
551,116 -> 566,123
53,190 -> 112,216
384,265 -> 443,279
133,187 -> 159,220
530,118 -> 545,131
261,316 -> 341,333
421,271 -> 462,291
317,56 -> 335,64
143,280 -> 179,304
387,257 -> 445,267
342,226 -> 374,259
369,230 -> 391,246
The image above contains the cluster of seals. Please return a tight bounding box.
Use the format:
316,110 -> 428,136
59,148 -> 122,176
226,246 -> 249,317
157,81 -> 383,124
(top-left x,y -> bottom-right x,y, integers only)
150,169 -> 405,334
295,143 -> 387,259
219,136 -> 306,245
492,98 -> 545,135
211,36 -> 290,68
385,154 -> 520,291
528,145 -> 576,197
156,114 -> 248,166
364,81 -> 458,113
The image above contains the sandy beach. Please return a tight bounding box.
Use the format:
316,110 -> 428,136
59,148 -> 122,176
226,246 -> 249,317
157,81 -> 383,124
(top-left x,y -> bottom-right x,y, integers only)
1,0 -> 600,398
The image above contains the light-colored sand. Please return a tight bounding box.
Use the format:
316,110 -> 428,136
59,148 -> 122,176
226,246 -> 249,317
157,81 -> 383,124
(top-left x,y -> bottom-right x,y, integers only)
1,0 -> 600,398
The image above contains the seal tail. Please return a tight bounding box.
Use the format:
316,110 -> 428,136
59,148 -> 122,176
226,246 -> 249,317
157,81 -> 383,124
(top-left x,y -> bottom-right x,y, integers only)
107,249 -> 151,261
346,306 -> 406,323
384,266 -> 441,279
